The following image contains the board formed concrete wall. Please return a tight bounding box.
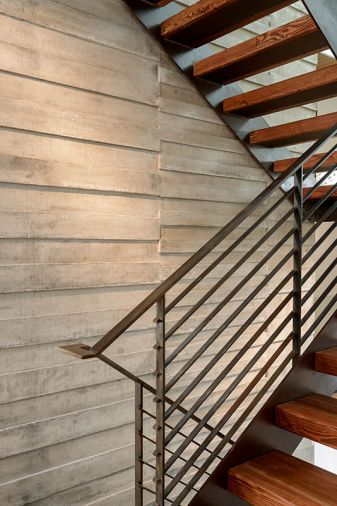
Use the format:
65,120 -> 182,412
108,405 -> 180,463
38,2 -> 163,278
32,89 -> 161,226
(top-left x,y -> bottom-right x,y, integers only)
0,1 -> 316,503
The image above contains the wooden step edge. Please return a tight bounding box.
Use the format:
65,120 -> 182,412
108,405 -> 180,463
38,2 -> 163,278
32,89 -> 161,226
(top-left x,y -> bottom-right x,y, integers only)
223,64 -> 337,118
228,450 -> 337,506
316,347 -> 337,376
161,0 -> 295,48
275,393 -> 337,449
248,111 -> 337,147
193,15 -> 327,85
304,185 -> 337,199
273,151 -> 337,173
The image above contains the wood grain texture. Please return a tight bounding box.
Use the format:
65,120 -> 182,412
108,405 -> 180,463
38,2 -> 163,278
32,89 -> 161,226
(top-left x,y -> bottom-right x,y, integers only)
193,15 -> 327,84
275,393 -> 337,448
223,65 -> 337,118
249,112 -> 337,147
273,151 -> 337,173
304,186 -> 337,200
228,450 -> 337,506
0,0 -> 160,61
0,73 -> 159,151
0,14 -> 159,106
161,0 -> 294,48
316,347 -> 337,376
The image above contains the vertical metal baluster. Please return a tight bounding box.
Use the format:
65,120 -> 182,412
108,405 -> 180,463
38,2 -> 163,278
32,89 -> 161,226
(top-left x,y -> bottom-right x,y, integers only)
135,382 -> 144,506
155,297 -> 165,505
293,165 -> 303,363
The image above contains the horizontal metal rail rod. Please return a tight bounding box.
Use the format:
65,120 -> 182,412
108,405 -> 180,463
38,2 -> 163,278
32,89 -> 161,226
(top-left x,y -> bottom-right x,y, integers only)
302,222 -> 336,263
165,267 -> 292,397
141,408 -> 225,458
165,209 -> 293,341
171,350 -> 294,504
141,485 -> 156,497
164,332 -> 293,499
303,143 -> 337,182
165,277 -> 293,422
165,244 -> 294,387
165,229 -> 294,369
301,277 -> 337,328
141,460 -> 200,494
165,191 -> 291,314
88,126 -> 337,355
165,254 -> 294,393
301,238 -> 337,286
166,308 -> 293,457
304,180 -> 337,222
305,181 -> 337,221
97,353 -> 227,440
302,199 -> 337,242
142,433 -> 212,477
302,255 -> 337,306
301,293 -> 337,345
169,335 -> 294,502
164,308 -> 293,467
304,163 -> 337,202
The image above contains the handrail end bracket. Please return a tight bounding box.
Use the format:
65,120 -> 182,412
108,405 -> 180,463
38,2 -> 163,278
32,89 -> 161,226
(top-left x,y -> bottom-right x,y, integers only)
59,343 -> 97,359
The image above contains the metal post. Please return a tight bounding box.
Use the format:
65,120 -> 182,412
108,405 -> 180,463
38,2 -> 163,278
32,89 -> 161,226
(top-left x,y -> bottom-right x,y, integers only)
293,165 -> 303,363
155,297 -> 165,505
135,382 -> 144,506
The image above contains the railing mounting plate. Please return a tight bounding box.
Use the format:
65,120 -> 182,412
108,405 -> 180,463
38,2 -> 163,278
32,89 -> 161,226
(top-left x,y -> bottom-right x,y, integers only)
59,343 -> 97,359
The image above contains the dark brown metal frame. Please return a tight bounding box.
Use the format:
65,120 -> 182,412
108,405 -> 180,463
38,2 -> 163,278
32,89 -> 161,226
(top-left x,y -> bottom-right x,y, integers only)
190,313 -> 337,506
60,126 -> 337,505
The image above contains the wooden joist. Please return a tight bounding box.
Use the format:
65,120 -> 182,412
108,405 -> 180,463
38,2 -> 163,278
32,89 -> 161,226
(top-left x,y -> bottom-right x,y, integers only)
249,112 -> 337,147
193,16 -> 328,85
223,64 -> 337,117
228,450 -> 337,506
275,394 -> 337,448
273,151 -> 337,173
161,0 -> 294,48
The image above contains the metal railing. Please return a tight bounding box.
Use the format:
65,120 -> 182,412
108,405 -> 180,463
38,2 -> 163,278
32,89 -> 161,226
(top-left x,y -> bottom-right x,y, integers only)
61,126 -> 337,505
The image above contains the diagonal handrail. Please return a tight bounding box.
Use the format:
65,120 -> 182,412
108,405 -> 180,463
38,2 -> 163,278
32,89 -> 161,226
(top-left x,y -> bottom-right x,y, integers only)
60,124 -> 337,505
60,125 -> 337,359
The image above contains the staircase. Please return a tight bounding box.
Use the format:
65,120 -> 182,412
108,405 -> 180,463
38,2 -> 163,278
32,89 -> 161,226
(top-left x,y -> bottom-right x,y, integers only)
60,1 -> 337,505
193,315 -> 337,505
128,0 -> 337,202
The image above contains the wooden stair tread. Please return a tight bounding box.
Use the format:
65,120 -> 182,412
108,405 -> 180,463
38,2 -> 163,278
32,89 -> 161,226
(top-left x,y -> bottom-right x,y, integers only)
161,0 -> 294,48
275,393 -> 337,448
223,64 -> 337,118
193,15 -> 328,85
316,347 -> 337,376
249,111 -> 337,147
273,152 -> 337,173
304,186 -> 337,200
228,450 -> 337,506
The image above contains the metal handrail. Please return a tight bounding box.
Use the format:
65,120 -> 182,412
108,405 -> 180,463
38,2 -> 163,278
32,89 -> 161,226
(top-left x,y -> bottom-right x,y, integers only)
60,125 -> 337,505
60,126 -> 337,359
165,146 -> 337,504
165,268 -> 294,394
162,131 -> 337,503
165,208 -> 293,340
